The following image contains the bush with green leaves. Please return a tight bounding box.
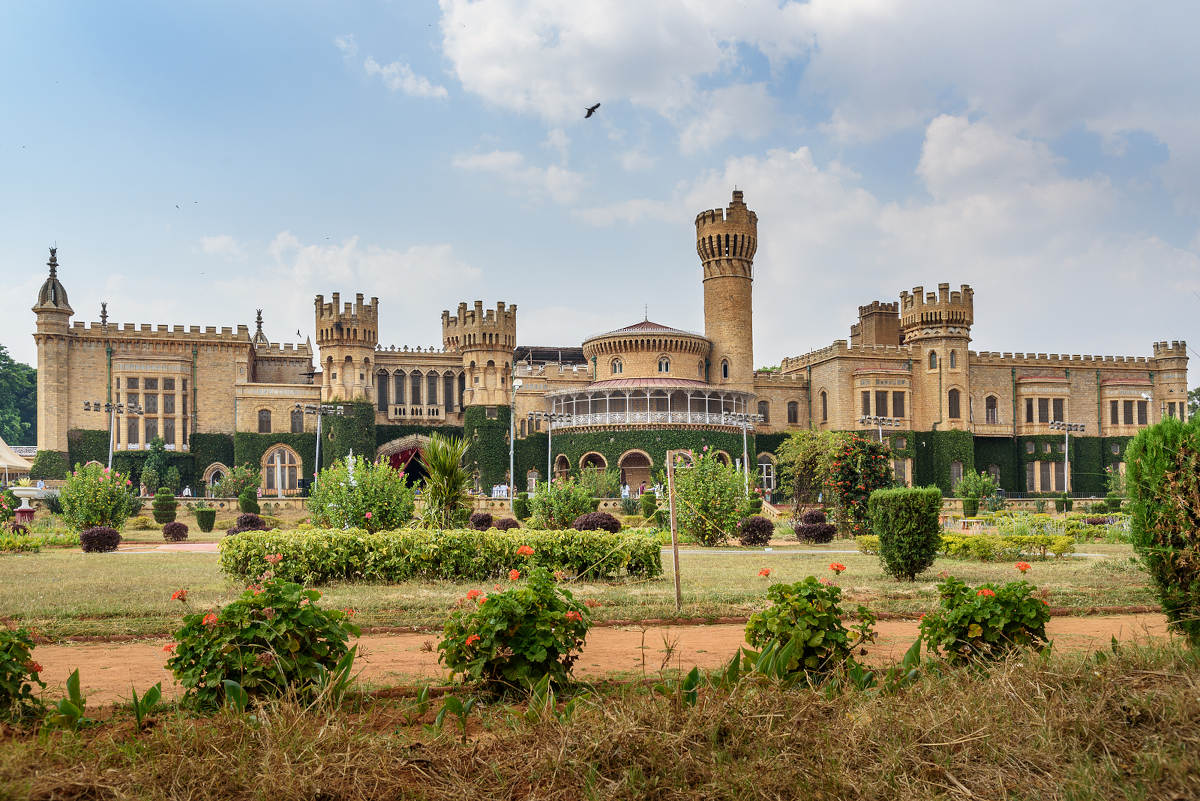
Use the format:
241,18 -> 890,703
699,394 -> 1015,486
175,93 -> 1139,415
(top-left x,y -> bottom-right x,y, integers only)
307,454 -> 414,534
219,527 -> 662,584
1126,417 -> 1200,646
419,433 -> 473,529
163,466 -> 182,495
59,462 -> 139,532
868,486 -> 943,581
744,577 -> 874,681
143,437 -> 169,491
28,450 -> 68,481
152,487 -> 178,524
512,492 -> 531,521
0,627 -> 44,722
80,526 -> 121,553
672,448 -> 752,546
938,533 -> 1074,561
165,574 -> 359,710
572,511 -> 621,533
439,567 -> 589,690
737,515 -> 774,546
639,489 -> 657,518
919,575 -> 1051,664
619,495 -> 639,515
212,464 -> 262,499
576,467 -> 620,499
140,467 -> 160,495
528,480 -> 595,530
195,506 -> 216,532
238,488 -> 260,514
953,470 -> 998,502
825,434 -> 893,536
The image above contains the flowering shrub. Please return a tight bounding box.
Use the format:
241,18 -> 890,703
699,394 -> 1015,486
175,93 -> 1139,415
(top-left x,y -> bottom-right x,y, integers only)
572,511 -> 621,533
0,488 -> 17,526
212,464 -> 261,500
738,515 -> 774,546
307,455 -> 414,534
468,511 -> 493,531
744,577 -> 874,681
528,480 -> 595,530
918,576 -> 1051,664
59,462 -> 139,532
439,567 -> 590,689
825,435 -> 893,536
494,517 -> 520,531
219,527 -> 662,584
673,449 -> 754,546
868,486 -> 942,581
0,627 -> 45,721
162,521 -> 189,542
165,572 -> 359,709
80,526 -> 121,553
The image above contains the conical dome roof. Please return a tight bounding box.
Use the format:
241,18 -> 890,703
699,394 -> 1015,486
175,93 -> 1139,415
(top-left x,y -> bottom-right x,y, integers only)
33,248 -> 72,313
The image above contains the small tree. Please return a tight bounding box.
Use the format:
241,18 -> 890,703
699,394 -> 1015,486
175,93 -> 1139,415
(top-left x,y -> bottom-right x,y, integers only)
143,438 -> 169,488
825,434 -> 894,536
869,486 -> 942,581
140,467 -> 160,495
672,448 -> 751,547
59,463 -> 139,532
529,480 -> 595,530
776,430 -> 840,504
164,466 -> 182,495
212,464 -> 262,499
419,433 -> 473,529
309,454 -> 415,533
1126,417 -> 1200,646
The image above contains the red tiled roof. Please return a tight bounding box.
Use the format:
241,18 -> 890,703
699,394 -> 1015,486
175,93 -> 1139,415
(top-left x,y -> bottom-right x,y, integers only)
586,320 -> 705,340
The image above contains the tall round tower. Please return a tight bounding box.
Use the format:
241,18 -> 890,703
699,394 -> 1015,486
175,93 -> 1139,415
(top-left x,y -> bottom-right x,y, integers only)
899,283 -> 974,431
314,292 -> 379,402
697,190 -> 756,392
441,300 -> 517,407
32,247 -> 74,454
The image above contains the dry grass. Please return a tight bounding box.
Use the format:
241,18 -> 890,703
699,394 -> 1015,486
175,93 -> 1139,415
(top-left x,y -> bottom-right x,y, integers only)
1,641 -> 1197,800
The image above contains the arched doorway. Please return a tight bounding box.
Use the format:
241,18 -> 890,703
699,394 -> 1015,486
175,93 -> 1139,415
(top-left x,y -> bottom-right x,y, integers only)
554,454 -> 570,480
618,450 -> 652,490
202,462 -> 229,492
713,450 -> 732,466
757,453 -> 777,502
262,445 -> 301,497
580,452 -> 607,471
377,434 -> 431,487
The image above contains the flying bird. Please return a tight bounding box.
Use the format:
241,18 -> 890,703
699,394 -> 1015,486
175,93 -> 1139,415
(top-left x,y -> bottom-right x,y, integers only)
585,103 -> 600,118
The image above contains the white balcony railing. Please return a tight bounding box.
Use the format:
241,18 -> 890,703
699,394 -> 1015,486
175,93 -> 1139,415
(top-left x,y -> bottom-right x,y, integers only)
388,404 -> 445,420
556,410 -> 735,428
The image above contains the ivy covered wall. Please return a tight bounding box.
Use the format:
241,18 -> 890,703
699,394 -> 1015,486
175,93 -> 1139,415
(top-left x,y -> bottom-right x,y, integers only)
66,429 -> 110,468
190,432 -> 235,474
912,429 -> 975,494
323,402 -> 375,469
464,405 -> 512,488
233,432 -> 317,481
972,437 -> 1019,491
376,424 -> 464,449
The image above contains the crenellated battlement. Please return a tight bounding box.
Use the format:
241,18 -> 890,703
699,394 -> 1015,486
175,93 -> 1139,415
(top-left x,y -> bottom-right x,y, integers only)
314,292 -> 379,348
781,340 -> 915,371
68,320 -> 252,341
753,371 -> 808,385
899,282 -> 974,334
967,350 -> 1153,366
441,300 -> 517,353
859,300 -> 898,316
1153,340 -> 1188,358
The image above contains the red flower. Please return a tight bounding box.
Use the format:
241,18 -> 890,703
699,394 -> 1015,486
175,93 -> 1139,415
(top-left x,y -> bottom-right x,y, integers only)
466,589 -> 482,600
829,563 -> 846,575
977,588 -> 996,598
163,643 -> 177,653
516,545 -> 534,556
1015,561 -> 1031,574
565,610 -> 583,622
170,589 -> 188,602
509,569 -> 520,581
584,599 -> 601,608
202,612 -> 219,626
365,511 -> 373,519
265,553 -> 283,565
465,634 -> 481,647
493,584 -> 502,591
26,661 -> 43,674
758,567 -> 771,577
343,608 -> 356,617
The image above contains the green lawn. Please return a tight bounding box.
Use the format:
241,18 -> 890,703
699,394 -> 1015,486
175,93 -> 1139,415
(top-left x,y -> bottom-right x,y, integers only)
0,542 -> 1155,640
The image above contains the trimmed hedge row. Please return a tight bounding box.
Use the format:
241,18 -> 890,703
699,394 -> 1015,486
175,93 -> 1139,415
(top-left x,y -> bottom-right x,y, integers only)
855,533 -> 1074,560
219,527 -> 663,584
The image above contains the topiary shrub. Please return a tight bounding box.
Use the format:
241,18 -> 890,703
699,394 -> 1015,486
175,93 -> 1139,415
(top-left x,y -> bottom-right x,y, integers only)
868,486 -> 942,581
162,521 -> 189,542
793,507 -> 836,544
0,627 -> 45,722
195,508 -> 216,533
1127,417 -> 1200,646
226,512 -> 270,536
512,492 -> 530,521
737,515 -> 774,546
238,488 -> 260,515
80,526 -> 121,553
960,497 -> 979,518
152,488 -> 178,524
572,511 -> 621,533
919,575 -> 1051,664
494,517 -> 520,531
469,511 -> 493,531
744,496 -> 764,515
639,489 -> 657,518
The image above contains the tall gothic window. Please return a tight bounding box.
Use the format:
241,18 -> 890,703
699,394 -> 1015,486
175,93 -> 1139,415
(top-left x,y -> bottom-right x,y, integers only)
947,389 -> 961,419
787,401 -> 799,424
257,409 -> 272,433
290,409 -> 304,433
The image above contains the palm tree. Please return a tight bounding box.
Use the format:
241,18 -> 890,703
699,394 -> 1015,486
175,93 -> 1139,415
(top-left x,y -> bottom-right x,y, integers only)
419,433 -> 473,529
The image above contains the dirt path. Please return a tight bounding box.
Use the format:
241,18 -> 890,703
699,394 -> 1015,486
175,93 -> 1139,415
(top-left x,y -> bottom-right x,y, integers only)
31,614 -> 1170,705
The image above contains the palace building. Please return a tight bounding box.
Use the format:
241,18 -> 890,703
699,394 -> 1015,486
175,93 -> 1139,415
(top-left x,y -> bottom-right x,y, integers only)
31,191 -> 1188,498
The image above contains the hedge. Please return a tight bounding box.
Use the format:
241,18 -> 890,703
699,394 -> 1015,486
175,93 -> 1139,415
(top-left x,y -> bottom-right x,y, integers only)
190,432 -> 235,477
868,485 -> 943,581
856,533 -> 1074,560
28,450 -> 69,480
67,428 -> 111,467
219,527 -> 663,584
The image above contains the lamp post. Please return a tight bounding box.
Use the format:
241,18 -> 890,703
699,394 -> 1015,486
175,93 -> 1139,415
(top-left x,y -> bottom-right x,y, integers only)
1048,420 -> 1085,494
295,403 -> 348,488
527,410 -> 572,485
508,379 -> 523,510
83,400 -> 143,469
858,415 -> 900,442
722,411 -> 763,497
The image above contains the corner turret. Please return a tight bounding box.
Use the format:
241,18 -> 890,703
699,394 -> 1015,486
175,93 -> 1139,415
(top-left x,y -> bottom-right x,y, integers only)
314,292 -> 379,401
697,190 -> 756,391
442,300 -> 517,406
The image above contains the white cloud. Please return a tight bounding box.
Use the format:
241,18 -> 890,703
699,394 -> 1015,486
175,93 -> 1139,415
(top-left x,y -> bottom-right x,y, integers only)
363,56 -> 448,99
542,128 -> 569,164
678,83 -> 777,154
333,33 -> 358,59
573,197 -> 680,226
617,148 -> 655,172
452,150 -> 584,204
199,234 -> 244,261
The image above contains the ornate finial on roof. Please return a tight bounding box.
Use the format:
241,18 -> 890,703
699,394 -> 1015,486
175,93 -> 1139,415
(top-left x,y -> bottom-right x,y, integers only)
47,247 -> 58,278
100,302 -> 108,326
255,309 -> 263,333
644,304 -> 648,321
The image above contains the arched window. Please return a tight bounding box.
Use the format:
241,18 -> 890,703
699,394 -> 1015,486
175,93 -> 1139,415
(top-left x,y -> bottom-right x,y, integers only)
698,360 -> 705,378
262,445 -> 299,495
757,400 -> 769,423
393,370 -> 405,405
984,395 -> 998,424
257,409 -> 272,433
376,370 -> 389,411
948,389 -> 961,419
611,358 -> 623,375
290,408 -> 304,433
928,351 -> 938,369
950,460 -> 964,487
820,391 -> 828,422
787,401 -> 799,424
721,360 -> 729,379
658,356 -> 670,373
949,350 -> 957,369
410,370 -> 423,406
580,452 -> 607,471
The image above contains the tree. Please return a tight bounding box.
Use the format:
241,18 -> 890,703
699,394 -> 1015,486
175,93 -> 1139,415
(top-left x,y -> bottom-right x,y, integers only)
672,447 -> 755,546
0,345 -> 36,445
825,434 -> 894,536
776,430 -> 841,504
143,438 -> 169,491
1189,386 -> 1199,420
419,433 -> 473,529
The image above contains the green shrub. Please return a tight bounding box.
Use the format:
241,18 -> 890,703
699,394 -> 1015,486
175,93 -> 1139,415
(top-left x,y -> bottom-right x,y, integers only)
165,575 -> 359,710
577,467 -> 620,499
855,535 -> 879,555
919,575 -> 1051,664
529,480 -> 595,530
418,433 -> 473,529
219,527 -> 663,584
0,627 -> 44,721
125,515 -> 159,531
1126,417 -> 1200,646
744,496 -> 764,515
868,486 -> 942,581
439,567 -> 589,690
163,466 -> 182,495
308,454 -> 414,534
619,495 -> 639,516
639,490 -> 657,518
744,577 -> 874,681
238,488 -> 260,515
140,467 -> 160,495
673,448 -> 749,546
60,463 -> 139,532
0,489 -> 18,525
28,450 -> 68,481
960,497 -> 979,517
1105,492 -> 1122,512
0,534 -> 39,553
152,488 -> 177,524
512,492 -> 531,521
195,508 -> 216,532
938,533 -> 1074,561
213,465 -> 262,499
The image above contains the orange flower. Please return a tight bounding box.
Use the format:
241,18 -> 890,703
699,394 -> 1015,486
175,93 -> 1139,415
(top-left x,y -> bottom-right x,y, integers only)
264,553 -> 283,565
758,567 -> 771,577
509,569 -> 520,581
493,584 -> 502,591
170,589 -> 188,602
478,596 -> 488,604
565,610 -> 583,622
829,563 -> 846,575
342,608 -> 356,617
163,643 -> 177,653
465,634 -> 481,647
466,589 -> 482,600
1015,561 -> 1031,574
202,612 -> 219,626
517,545 -> 534,556
584,599 -> 601,608
977,588 -> 996,598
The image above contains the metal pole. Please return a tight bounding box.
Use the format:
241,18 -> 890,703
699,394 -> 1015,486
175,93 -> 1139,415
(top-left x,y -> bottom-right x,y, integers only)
314,409 -> 323,482
547,418 -> 552,483
665,449 -> 687,613
1064,425 -> 1070,495
107,404 -> 116,470
741,419 -> 749,497
508,393 -> 515,511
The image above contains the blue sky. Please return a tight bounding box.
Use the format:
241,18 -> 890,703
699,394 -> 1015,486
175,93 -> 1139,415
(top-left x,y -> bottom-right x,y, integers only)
3,1 -> 1199,372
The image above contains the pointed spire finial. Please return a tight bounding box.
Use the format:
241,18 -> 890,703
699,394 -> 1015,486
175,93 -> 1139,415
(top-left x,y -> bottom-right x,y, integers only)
255,309 -> 263,334
100,302 -> 108,326
47,247 -> 58,278
644,303 -> 648,321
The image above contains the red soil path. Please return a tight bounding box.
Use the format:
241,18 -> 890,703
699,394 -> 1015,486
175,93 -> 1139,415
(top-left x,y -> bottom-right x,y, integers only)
32,614 -> 1169,705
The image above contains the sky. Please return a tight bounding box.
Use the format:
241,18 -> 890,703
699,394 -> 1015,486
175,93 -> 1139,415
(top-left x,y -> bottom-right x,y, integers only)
2,0 -> 1200,373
